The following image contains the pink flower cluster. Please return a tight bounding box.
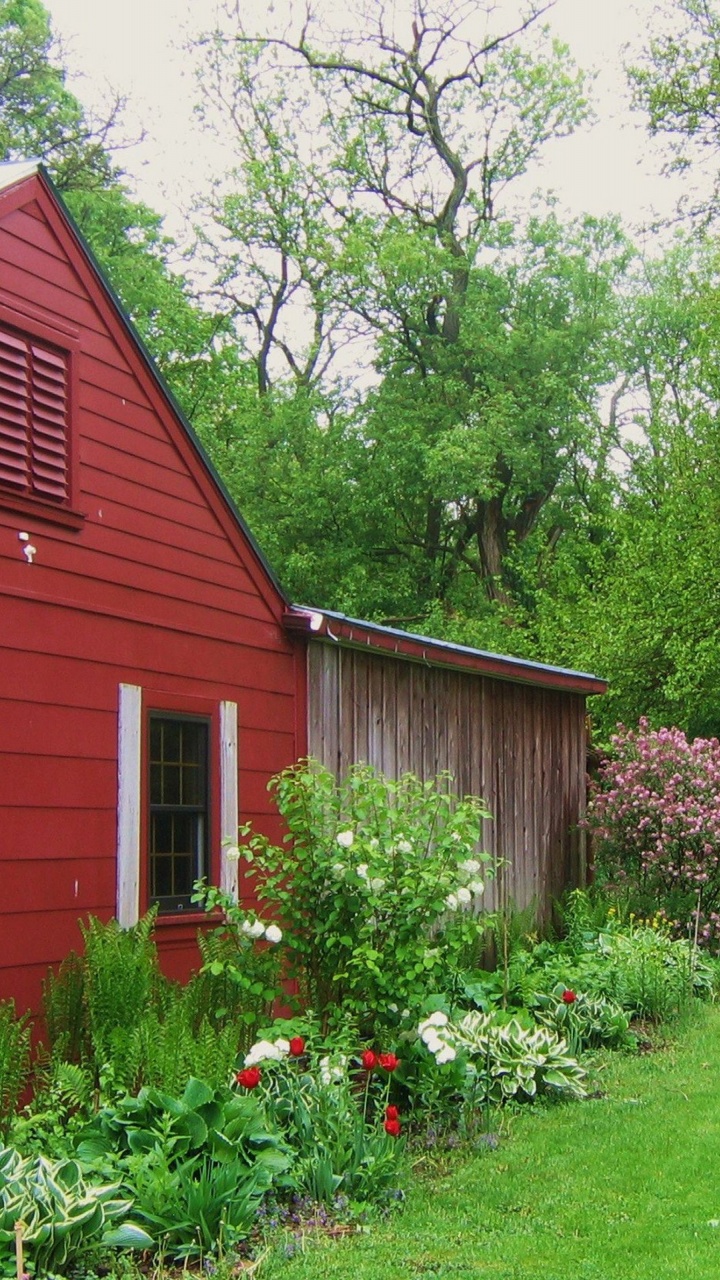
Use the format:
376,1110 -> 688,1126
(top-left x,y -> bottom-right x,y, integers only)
587,720 -> 720,942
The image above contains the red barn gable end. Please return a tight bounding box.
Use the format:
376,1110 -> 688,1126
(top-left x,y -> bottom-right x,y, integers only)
0,162 -> 306,1014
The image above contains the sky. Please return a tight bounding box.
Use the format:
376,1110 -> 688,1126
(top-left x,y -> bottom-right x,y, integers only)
44,0 -> 683,239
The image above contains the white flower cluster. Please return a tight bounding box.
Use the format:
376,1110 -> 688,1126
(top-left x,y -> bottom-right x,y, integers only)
244,1036 -> 291,1067
240,917 -> 283,944
418,1011 -> 456,1065
332,832 -> 385,892
444,856 -> 485,911
319,1053 -> 347,1085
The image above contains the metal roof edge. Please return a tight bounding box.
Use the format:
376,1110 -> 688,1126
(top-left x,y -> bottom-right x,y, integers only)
286,605 -> 608,694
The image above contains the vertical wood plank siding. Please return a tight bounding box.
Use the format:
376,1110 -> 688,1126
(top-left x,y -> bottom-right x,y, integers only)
307,642 -> 587,922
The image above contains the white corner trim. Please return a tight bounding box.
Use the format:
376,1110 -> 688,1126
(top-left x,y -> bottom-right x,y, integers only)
117,683 -> 142,928
220,700 -> 239,900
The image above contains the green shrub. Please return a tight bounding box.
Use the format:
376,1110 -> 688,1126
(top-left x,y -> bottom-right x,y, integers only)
74,1077 -> 290,1259
221,760 -> 493,1031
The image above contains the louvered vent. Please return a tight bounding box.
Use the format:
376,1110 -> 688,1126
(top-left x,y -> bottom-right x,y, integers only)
0,328 -> 68,502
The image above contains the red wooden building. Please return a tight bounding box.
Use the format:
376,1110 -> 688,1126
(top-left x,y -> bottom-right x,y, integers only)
0,162 -> 606,1016
0,162 -> 309,1014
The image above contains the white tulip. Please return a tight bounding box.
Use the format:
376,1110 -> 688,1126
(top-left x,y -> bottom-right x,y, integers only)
245,1039 -> 283,1066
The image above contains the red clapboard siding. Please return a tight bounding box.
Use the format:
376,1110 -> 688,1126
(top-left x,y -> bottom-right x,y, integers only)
0,755 -> 115,809
0,258 -> 104,334
0,170 -> 306,1010
0,226 -> 89,298
1,208 -> 69,261
0,539 -> 273,622
1,858 -> 114,913
1,700 -> 115,757
0,910 -> 113,969
82,421 -> 204,491
0,808 -> 113,857
1,602 -> 293,683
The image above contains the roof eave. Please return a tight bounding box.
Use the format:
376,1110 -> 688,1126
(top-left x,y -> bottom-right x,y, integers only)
284,607 -> 608,695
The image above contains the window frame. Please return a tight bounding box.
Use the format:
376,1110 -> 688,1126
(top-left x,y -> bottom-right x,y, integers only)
0,298 -> 82,527
147,711 -> 211,914
116,685 -> 239,927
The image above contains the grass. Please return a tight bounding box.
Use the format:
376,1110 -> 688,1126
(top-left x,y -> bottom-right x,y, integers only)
260,1005 -> 720,1279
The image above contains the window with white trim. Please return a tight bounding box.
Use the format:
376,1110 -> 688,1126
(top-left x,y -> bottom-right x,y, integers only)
116,686 -> 239,927
0,326 -> 69,503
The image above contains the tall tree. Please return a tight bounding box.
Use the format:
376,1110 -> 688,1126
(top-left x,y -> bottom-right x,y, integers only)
535,238 -> 720,735
193,0 -> 630,630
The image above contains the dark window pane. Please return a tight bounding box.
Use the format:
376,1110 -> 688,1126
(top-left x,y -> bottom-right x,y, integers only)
180,724 -> 201,765
162,721 -> 181,763
149,762 -> 162,805
181,764 -> 201,806
148,715 -> 210,913
151,853 -> 173,898
162,763 -> 181,806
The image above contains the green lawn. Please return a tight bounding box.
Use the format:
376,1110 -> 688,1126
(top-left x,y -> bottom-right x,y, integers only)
263,1006 -> 720,1279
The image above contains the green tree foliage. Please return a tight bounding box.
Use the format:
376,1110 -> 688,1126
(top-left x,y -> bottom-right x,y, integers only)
536,239 -> 720,736
628,0 -> 720,225
193,0 -> 632,634
0,0 -> 245,450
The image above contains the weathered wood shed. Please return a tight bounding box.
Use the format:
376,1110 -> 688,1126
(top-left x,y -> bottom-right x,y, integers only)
288,608 -> 606,922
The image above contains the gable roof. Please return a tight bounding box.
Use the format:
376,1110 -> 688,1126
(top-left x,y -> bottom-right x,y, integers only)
0,160 -> 289,613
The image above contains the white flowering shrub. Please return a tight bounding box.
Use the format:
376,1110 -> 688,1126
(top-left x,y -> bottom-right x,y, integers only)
237,760 -> 494,1031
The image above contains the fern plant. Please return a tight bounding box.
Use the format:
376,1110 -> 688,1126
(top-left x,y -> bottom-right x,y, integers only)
80,909 -> 162,1086
43,950 -> 87,1062
0,1001 -> 31,1138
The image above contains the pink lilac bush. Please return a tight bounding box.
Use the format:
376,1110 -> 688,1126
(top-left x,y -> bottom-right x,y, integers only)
587,718 -> 720,948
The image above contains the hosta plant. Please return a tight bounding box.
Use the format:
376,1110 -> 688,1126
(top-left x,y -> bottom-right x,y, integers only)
0,1145 -> 152,1276
534,984 -> 635,1054
75,1077 -> 291,1258
418,1010 -> 587,1104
